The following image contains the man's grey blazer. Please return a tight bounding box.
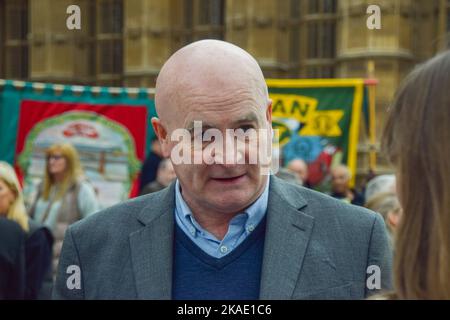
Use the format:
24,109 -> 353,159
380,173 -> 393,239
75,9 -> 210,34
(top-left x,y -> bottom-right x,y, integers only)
53,176 -> 392,299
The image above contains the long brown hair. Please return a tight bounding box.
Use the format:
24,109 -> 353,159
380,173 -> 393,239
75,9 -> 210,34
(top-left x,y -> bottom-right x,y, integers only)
382,51 -> 450,299
43,143 -> 83,201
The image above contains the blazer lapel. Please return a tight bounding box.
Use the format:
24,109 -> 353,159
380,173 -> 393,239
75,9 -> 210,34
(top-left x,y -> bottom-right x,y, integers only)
129,183 -> 176,299
259,177 -> 314,299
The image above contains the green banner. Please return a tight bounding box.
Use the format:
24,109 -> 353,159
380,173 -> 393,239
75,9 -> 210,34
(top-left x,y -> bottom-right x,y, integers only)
267,79 -> 365,188
0,80 -> 156,166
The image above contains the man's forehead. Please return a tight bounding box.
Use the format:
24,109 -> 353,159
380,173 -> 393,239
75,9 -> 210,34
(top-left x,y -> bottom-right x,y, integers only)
184,112 -> 261,130
333,168 -> 349,176
156,41 -> 268,119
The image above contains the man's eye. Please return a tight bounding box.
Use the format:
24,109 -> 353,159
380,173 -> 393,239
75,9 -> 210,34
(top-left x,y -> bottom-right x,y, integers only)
192,132 -> 210,141
239,125 -> 254,131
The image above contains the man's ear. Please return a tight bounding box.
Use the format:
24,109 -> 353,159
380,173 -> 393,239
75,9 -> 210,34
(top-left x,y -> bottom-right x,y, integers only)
266,99 -> 272,123
151,117 -> 171,158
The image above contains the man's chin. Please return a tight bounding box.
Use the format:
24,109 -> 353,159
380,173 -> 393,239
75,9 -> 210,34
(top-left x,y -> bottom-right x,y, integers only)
207,173 -> 248,187
204,191 -> 255,212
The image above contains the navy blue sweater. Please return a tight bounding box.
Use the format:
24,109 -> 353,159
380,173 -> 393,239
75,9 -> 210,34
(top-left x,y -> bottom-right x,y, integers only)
172,217 -> 266,300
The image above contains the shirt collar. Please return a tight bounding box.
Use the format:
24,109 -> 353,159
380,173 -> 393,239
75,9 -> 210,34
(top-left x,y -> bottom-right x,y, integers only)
175,176 -> 270,238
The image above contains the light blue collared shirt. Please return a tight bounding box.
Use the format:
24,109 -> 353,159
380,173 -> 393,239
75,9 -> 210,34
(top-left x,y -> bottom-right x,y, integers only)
174,177 -> 270,258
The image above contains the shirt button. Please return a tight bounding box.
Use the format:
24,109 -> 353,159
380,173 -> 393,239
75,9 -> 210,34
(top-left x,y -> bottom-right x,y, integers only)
189,227 -> 195,235
247,224 -> 255,232
220,245 -> 228,254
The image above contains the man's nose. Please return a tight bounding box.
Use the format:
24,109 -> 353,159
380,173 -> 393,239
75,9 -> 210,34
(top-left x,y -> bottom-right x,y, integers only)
213,134 -> 244,166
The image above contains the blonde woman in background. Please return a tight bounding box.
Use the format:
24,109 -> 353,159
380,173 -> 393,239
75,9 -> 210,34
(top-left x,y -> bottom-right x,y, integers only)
28,143 -> 99,277
0,161 -> 53,299
0,162 -> 29,232
382,50 -> 450,299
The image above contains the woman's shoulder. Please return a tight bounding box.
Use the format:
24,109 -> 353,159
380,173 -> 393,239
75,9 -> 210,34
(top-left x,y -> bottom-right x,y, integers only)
75,178 -> 99,206
0,218 -> 25,240
75,178 -> 95,193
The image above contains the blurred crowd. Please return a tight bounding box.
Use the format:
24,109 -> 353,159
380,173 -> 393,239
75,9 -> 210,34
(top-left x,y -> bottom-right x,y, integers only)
0,143 -> 99,299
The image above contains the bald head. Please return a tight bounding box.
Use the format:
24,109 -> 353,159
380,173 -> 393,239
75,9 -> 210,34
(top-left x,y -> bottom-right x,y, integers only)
287,158 -> 309,183
331,164 -> 352,194
331,165 -> 351,179
155,40 -> 269,129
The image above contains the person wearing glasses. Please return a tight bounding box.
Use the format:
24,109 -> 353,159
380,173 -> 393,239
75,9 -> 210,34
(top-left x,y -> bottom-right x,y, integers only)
28,143 -> 99,279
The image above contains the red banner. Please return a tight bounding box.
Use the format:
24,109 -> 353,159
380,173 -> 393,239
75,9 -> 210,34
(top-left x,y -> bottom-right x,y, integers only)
16,100 -> 147,208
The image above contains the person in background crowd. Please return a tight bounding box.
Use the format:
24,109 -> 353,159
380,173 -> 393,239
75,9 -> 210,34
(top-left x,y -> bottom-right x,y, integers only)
365,192 -> 402,246
140,158 -> 176,195
139,137 -> 163,193
382,50 -> 450,299
364,174 -> 396,203
0,218 -> 25,299
286,158 -> 310,187
329,164 -> 364,206
28,143 -> 99,279
0,161 -> 53,299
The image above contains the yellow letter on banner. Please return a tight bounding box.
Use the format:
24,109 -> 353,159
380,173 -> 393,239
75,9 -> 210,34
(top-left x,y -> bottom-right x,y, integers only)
270,93 -> 343,137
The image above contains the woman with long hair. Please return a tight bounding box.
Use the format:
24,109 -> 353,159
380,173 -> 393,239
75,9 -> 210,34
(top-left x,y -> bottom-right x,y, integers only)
382,51 -> 450,299
29,143 -> 99,278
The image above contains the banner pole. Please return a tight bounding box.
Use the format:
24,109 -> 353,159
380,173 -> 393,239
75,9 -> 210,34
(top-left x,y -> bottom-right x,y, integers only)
366,60 -> 378,173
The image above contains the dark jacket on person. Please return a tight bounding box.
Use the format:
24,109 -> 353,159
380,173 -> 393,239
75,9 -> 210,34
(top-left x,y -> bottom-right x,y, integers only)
0,217 -> 26,299
139,151 -> 162,193
331,189 -> 365,207
25,219 -> 53,299
139,180 -> 166,196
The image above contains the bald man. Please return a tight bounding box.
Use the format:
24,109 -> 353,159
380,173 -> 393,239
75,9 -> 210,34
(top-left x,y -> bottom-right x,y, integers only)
287,158 -> 309,186
330,165 -> 365,206
53,40 -> 391,300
